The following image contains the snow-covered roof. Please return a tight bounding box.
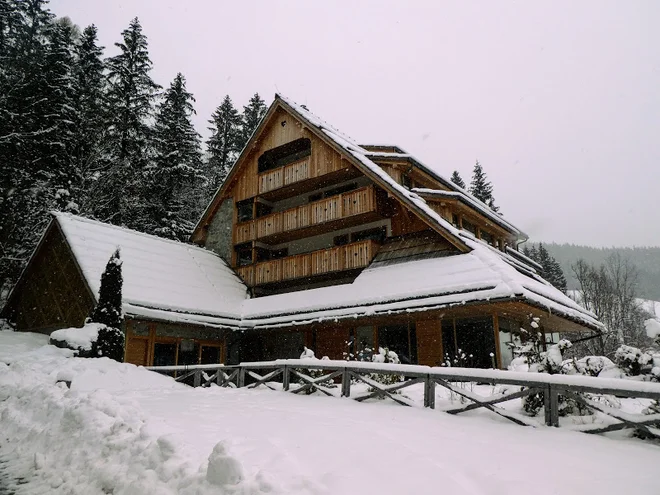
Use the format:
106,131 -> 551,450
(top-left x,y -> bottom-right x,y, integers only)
51,212 -> 600,331
53,213 -> 247,328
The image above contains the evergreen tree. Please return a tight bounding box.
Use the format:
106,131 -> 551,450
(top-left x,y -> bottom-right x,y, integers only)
88,248 -> 124,361
525,243 -> 567,292
96,17 -> 160,229
468,160 -> 499,212
237,92 -> 267,151
148,73 -> 205,240
450,170 -> 465,189
206,95 -> 241,191
70,24 -> 106,215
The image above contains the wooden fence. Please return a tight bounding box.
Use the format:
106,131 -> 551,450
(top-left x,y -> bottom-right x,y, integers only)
146,360 -> 660,438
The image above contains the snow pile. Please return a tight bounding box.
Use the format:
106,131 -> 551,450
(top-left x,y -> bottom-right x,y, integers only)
645,318 -> 660,340
50,322 -> 104,351
0,335 -> 272,494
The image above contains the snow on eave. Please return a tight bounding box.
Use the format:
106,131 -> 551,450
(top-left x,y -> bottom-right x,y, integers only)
413,188 -> 525,238
275,96 -> 471,253
505,246 -> 543,272
123,303 -> 241,330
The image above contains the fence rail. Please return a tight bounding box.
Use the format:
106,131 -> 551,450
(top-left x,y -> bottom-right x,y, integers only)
146,359 -> 660,437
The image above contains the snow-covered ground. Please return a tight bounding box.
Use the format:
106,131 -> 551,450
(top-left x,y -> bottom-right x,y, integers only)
1,330 -> 660,494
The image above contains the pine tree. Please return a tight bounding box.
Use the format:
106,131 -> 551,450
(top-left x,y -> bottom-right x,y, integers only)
526,243 -> 567,293
70,24 -> 106,215
148,73 -> 205,240
237,92 -> 267,151
450,170 -> 465,189
468,160 -> 499,212
88,249 -> 124,361
97,17 -> 160,229
206,95 -> 241,191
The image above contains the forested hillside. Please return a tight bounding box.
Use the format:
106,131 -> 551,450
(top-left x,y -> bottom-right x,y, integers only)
529,243 -> 660,300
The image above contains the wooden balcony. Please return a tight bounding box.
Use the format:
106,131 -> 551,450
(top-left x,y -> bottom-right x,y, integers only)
236,239 -> 380,288
235,186 -> 381,245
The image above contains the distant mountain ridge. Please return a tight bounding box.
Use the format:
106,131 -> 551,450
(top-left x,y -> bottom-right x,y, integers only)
528,243 -> 660,300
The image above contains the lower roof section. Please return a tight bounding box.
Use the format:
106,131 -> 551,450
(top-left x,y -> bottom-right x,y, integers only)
40,213 -> 602,334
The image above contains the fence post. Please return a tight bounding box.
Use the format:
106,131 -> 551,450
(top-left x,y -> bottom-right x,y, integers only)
193,369 -> 201,388
544,384 -> 559,427
424,375 -> 435,409
238,366 -> 246,388
216,367 -> 223,386
283,365 -> 290,391
341,369 -> 351,397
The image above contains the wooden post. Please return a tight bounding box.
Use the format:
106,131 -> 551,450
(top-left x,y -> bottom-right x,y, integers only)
283,365 -> 290,391
193,369 -> 201,388
238,367 -> 246,388
341,369 -> 351,397
424,376 -> 436,409
544,385 -> 559,427
216,367 -> 223,386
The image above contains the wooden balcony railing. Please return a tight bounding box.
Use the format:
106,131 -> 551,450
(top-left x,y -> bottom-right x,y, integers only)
259,158 -> 310,194
236,239 -> 380,288
235,186 -> 378,244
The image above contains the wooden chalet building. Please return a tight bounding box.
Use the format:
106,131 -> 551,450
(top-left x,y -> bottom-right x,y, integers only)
2,95 -> 603,369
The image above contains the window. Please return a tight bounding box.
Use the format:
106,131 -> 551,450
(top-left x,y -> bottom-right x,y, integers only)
452,214 -> 460,228
334,234 -> 350,246
255,202 -> 273,218
462,218 -> 477,235
258,138 -> 311,173
351,226 -> 386,243
441,319 -> 456,363
236,199 -> 254,222
454,317 -> 496,369
401,173 -> 412,190
378,323 -> 417,364
255,247 -> 288,262
308,192 -> 323,203
480,229 -> 494,245
235,243 -> 252,266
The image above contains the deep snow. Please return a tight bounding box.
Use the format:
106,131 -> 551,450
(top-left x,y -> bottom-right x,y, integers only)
1,330 -> 660,494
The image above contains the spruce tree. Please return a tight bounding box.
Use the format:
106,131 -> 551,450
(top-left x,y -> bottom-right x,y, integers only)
98,17 -> 160,230
148,73 -> 205,240
450,171 -> 466,189
526,243 -> 567,292
70,24 -> 106,215
238,92 -> 267,151
89,249 -> 124,361
206,95 -> 241,191
468,161 -> 499,212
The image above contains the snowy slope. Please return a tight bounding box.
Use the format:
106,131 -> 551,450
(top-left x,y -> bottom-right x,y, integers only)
2,332 -> 660,495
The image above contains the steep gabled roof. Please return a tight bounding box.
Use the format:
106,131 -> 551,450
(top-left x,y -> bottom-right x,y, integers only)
53,213 -> 247,328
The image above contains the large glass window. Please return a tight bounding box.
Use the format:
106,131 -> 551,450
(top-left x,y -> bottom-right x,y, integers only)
453,317 -> 496,369
235,243 -> 252,267
378,323 -> 417,364
498,318 -> 522,369
441,319 -> 456,364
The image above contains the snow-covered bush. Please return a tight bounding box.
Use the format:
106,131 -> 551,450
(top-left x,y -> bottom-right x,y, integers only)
370,347 -> 403,386
644,318 -> 660,345
295,347 -> 332,392
561,356 -> 618,377
613,345 -> 653,376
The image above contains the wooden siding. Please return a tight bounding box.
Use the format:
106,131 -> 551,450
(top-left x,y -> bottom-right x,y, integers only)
416,319 -> 443,367
125,337 -> 149,366
234,186 -> 378,244
12,223 -> 95,333
236,239 -> 380,287
227,108 -> 347,202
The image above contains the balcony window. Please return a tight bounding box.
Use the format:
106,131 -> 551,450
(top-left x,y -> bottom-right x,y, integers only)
235,243 -> 252,266
258,138 -> 311,173
351,226 -> 386,244
334,234 -> 350,246
462,218 -> 477,235
236,199 -> 254,222
480,229 -> 494,245
255,202 -> 273,218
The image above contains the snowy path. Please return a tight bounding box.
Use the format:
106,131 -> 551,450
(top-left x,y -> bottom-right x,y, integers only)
131,385 -> 660,495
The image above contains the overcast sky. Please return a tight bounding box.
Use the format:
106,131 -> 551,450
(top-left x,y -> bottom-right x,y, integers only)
52,1 -> 660,247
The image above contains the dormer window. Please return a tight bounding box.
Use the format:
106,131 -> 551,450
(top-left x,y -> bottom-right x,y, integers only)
258,138 -> 311,173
